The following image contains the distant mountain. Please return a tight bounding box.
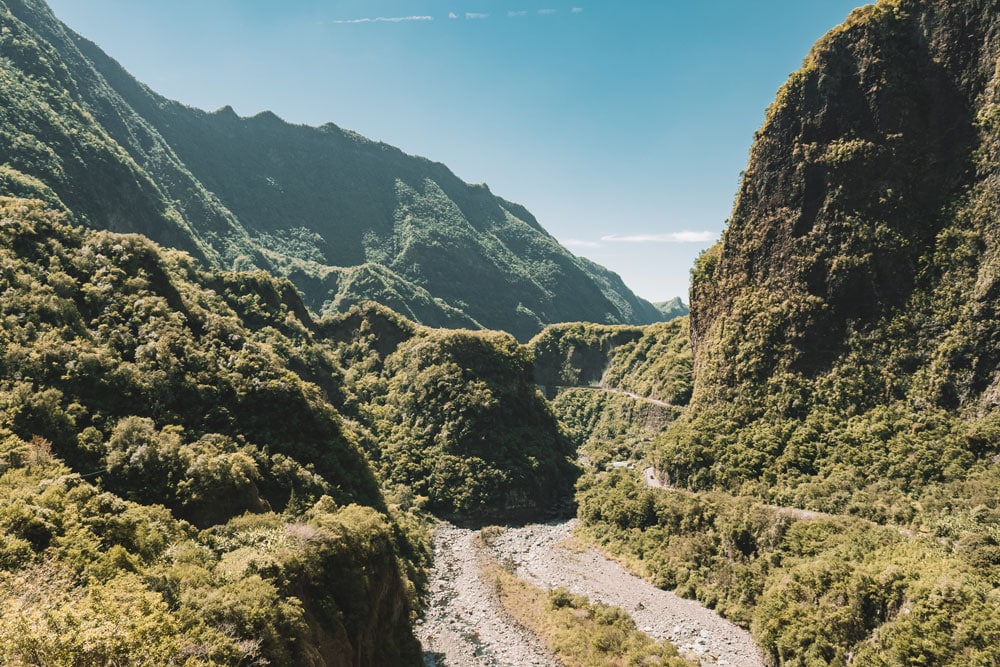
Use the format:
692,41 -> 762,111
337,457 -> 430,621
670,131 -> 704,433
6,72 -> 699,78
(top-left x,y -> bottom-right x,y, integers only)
0,0 -> 663,340
652,297 -> 688,320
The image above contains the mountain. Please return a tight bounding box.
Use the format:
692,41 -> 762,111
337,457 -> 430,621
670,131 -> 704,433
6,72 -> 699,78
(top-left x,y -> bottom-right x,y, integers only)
530,320 -> 692,406
652,297 -> 689,321
685,0 -> 1000,487
0,0 -> 663,341
0,199 -> 422,664
0,197 -> 582,663
530,319 -> 691,470
568,1 -> 1000,663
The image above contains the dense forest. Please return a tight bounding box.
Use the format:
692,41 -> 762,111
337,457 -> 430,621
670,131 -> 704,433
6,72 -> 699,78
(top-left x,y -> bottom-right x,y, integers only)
0,199 -> 576,663
1,0 -> 999,664
569,0 -> 1000,664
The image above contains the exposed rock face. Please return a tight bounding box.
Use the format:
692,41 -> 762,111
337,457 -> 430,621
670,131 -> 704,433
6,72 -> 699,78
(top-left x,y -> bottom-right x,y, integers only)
691,0 -> 1000,406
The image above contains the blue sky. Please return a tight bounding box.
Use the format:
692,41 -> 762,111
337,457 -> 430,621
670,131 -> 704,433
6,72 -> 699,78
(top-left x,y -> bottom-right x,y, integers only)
47,0 -> 867,303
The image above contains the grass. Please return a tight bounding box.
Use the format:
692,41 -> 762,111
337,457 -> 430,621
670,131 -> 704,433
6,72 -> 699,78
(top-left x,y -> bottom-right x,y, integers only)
480,531 -> 694,667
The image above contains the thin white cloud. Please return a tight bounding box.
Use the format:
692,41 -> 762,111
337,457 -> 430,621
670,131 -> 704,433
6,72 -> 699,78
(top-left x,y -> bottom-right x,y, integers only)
538,8 -> 557,15
466,12 -> 489,19
601,231 -> 718,244
449,12 -> 458,19
508,10 -> 528,17
332,15 -> 433,24
564,239 -> 601,248
571,7 -> 583,13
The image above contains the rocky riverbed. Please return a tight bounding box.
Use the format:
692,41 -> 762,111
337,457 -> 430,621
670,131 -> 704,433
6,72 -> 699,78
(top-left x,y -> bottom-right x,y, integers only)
417,520 -> 765,667
416,523 -> 560,666
487,520 -> 765,666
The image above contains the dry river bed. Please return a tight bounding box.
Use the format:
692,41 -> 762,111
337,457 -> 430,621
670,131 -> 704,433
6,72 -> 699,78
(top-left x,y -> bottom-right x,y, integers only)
416,520 -> 765,667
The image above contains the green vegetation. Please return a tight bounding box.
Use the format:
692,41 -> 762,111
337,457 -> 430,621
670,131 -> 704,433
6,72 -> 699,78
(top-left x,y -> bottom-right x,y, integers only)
0,199 -> 379,518
2,0 -> 998,664
530,319 -> 692,405
326,308 -> 580,520
0,198 -> 580,663
0,198 -> 425,664
552,389 -> 680,469
675,0 -> 1000,524
0,0 -> 664,341
483,543 -> 693,667
565,1 -> 1000,664
0,440 -> 421,665
535,319 -> 692,469
577,472 -> 1000,666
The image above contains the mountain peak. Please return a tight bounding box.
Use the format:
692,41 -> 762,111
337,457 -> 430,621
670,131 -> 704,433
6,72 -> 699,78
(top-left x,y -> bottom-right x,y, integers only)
0,0 -> 664,340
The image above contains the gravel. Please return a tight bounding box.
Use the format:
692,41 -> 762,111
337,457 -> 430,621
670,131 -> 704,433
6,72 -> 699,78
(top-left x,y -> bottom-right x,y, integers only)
417,519 -> 766,667
486,520 -> 766,667
416,523 -> 561,667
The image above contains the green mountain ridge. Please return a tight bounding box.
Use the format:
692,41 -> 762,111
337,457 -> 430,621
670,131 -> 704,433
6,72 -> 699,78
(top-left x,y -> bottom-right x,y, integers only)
652,297 -> 688,320
0,0 -> 666,341
0,197 -> 581,663
0,199 -> 422,664
2,0 -> 999,664
570,1 -> 1000,664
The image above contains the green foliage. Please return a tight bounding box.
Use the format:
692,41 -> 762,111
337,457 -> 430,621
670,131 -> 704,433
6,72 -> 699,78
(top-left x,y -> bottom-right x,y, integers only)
0,448 -> 423,665
531,319 -> 692,405
571,3 -> 1000,664
551,389 -> 680,469
601,319 -> 693,404
0,199 -> 380,519
336,319 -> 579,519
0,0 -> 664,341
531,322 -> 646,388
578,474 -> 1000,666
0,198 -> 591,660
0,200 -> 431,664
487,556 -> 694,667
536,319 -> 691,474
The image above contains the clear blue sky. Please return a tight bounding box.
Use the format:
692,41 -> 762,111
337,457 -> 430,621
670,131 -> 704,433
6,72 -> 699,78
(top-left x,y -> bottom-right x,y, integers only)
47,0 -> 867,303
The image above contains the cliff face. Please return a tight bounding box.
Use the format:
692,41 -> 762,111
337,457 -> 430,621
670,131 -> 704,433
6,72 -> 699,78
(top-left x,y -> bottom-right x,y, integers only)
615,8 -> 1000,661
691,0 -> 1000,408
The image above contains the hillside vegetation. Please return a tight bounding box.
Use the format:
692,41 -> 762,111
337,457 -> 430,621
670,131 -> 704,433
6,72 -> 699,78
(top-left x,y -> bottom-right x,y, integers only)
678,0 -> 1000,524
531,319 -> 691,471
0,198 -> 422,664
561,1 -> 1000,664
3,0 -> 999,663
0,198 -> 579,663
0,0 -> 666,341
325,306 -> 579,521
531,319 -> 692,405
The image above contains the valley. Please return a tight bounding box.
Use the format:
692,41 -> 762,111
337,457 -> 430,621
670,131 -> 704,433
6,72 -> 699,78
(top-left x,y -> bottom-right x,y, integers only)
418,516 -> 764,667
0,0 -> 999,665
485,520 -> 764,666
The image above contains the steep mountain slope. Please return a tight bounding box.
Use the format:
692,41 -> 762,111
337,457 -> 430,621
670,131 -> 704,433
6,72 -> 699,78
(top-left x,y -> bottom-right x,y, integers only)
565,1 -> 1000,664
682,0 -> 1000,496
324,304 -> 580,521
531,319 -> 693,405
652,297 -> 688,321
0,197 -> 584,663
0,198 -> 422,664
0,0 -> 663,340
531,320 -> 691,471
